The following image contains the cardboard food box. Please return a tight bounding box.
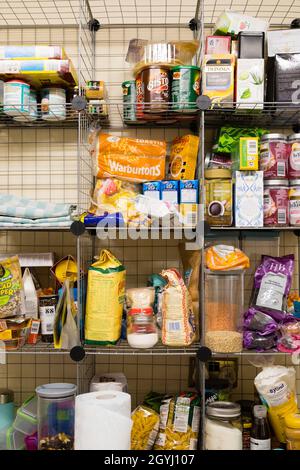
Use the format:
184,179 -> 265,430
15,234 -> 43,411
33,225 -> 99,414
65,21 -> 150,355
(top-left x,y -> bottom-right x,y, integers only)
232,137 -> 259,171
205,36 -> 231,54
267,29 -> 300,57
202,54 -> 235,108
0,59 -> 78,89
236,59 -> 264,109
234,171 -> 263,227
0,45 -> 67,60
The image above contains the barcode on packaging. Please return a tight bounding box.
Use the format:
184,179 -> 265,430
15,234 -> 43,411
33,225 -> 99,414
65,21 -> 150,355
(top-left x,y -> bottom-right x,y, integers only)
277,162 -> 286,177
247,139 -> 258,155
278,209 -> 287,224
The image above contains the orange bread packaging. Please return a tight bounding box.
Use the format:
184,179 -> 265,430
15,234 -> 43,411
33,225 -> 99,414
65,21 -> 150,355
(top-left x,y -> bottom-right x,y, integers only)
205,244 -> 250,271
90,131 -> 166,182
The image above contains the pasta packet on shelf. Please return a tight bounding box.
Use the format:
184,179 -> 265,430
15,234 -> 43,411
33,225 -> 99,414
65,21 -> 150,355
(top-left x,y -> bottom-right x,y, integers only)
154,393 -> 200,450
131,405 -> 160,450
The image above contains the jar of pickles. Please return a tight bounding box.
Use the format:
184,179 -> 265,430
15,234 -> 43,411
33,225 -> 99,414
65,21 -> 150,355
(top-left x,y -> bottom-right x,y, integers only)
127,307 -> 158,349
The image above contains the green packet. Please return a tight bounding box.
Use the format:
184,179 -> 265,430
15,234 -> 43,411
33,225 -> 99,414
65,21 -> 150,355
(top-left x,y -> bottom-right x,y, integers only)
215,126 -> 267,154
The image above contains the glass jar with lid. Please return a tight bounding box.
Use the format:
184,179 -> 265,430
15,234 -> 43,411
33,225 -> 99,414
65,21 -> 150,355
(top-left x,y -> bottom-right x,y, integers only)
205,269 -> 244,353
205,401 -> 242,450
264,179 -> 289,226
205,168 -> 232,227
36,383 -> 77,450
289,180 -> 300,226
127,307 -> 158,349
260,133 -> 288,178
284,413 -> 300,450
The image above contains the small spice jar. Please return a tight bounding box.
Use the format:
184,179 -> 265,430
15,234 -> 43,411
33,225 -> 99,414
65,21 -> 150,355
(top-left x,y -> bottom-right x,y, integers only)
284,413 -> 300,450
205,401 -> 243,450
264,179 -> 289,226
39,295 -> 58,343
205,169 -> 232,227
127,307 -> 158,349
289,180 -> 300,226
288,134 -> 300,178
260,134 -> 288,179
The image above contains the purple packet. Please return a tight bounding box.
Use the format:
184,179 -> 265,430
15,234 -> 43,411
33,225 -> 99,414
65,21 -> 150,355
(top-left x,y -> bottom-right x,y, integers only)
243,307 -> 278,335
243,330 -> 277,351
252,254 -> 294,314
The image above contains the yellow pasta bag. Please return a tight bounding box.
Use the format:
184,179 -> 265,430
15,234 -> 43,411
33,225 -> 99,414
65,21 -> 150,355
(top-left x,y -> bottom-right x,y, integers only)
154,393 -> 200,451
131,405 -> 160,450
85,249 -> 125,345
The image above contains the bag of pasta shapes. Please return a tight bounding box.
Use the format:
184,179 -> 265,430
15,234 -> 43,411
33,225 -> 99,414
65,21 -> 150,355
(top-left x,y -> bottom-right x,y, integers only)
91,132 -> 166,182
160,269 -> 196,346
85,249 -> 126,345
131,405 -> 160,450
154,393 -> 200,450
0,256 -> 25,318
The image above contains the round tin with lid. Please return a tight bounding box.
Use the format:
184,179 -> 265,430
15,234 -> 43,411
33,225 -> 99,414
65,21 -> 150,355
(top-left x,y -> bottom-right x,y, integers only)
289,179 -> 300,226
137,65 -> 171,114
288,133 -> 300,178
260,134 -> 288,179
171,65 -> 200,113
264,179 -> 289,226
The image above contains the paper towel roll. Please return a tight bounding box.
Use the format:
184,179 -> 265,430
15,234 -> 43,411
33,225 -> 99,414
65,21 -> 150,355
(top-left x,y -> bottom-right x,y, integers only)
75,390 -> 132,450
90,382 -> 124,393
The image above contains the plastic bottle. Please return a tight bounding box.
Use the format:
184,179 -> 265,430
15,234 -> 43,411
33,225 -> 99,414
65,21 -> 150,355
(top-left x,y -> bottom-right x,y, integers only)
250,405 -> 271,450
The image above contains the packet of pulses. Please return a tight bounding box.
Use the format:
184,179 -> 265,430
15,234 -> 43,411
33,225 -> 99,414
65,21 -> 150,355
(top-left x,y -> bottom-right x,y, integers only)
205,245 -> 250,271
85,249 -> 126,345
89,130 -> 166,182
160,268 -> 196,346
154,393 -> 201,450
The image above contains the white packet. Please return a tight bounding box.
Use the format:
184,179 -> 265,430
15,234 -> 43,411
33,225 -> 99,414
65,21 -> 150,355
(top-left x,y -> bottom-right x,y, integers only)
22,268 -> 38,319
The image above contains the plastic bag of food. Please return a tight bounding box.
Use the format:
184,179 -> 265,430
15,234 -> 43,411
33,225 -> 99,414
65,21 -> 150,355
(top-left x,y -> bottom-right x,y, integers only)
254,366 -> 298,443
22,268 -> 38,319
160,269 -> 196,346
90,132 -> 166,182
214,10 -> 269,37
54,280 -> 79,350
126,287 -> 155,309
215,126 -> 266,154
205,245 -> 250,271
0,256 -> 25,318
277,334 -> 300,354
243,307 -> 278,335
85,249 -> 126,345
154,393 -> 200,450
243,330 -> 277,351
125,39 -> 199,76
89,178 -> 150,227
131,405 -> 160,450
179,245 -> 200,341
250,255 -> 294,315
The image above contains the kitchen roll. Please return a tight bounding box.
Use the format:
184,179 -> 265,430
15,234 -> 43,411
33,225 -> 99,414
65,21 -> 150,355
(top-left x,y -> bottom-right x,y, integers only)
74,390 -> 132,450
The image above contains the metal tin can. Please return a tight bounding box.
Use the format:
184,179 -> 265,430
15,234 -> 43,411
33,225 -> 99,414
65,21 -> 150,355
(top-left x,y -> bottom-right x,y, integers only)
4,80 -> 30,116
41,87 -> 66,121
288,134 -> 300,178
138,65 -> 170,114
260,133 -> 288,179
289,180 -> 300,226
264,179 -> 289,226
85,80 -> 104,100
122,80 -> 136,122
171,65 -> 200,113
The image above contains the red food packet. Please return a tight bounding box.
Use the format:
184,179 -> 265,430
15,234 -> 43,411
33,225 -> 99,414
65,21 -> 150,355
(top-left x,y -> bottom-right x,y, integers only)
27,319 -> 40,344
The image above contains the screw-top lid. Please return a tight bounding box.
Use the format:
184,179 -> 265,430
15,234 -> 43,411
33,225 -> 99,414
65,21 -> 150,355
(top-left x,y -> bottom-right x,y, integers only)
0,388 -> 14,404
284,413 -> 300,428
264,179 -> 289,186
206,401 -> 241,419
288,134 -> 300,141
36,383 -> 77,399
205,168 -> 231,179
261,133 -> 286,141
253,405 -> 267,419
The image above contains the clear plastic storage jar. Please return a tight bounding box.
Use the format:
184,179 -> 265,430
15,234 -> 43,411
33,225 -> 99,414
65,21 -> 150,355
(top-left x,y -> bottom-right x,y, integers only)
205,401 -> 243,450
36,383 -> 77,450
264,179 -> 289,226
127,307 -> 158,349
260,134 -> 288,179
289,180 -> 300,227
205,269 -> 244,353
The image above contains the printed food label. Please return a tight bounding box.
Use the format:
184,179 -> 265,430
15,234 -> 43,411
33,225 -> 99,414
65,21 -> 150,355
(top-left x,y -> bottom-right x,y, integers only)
189,438 -> 198,450
191,405 -> 200,433
174,398 -> 190,433
159,403 -> 170,430
250,438 -> 271,450
264,188 -> 289,226
256,272 -> 287,311
289,142 -> 300,177
260,141 -> 288,178
155,432 -> 166,447
289,198 -> 300,226
39,305 -> 55,335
